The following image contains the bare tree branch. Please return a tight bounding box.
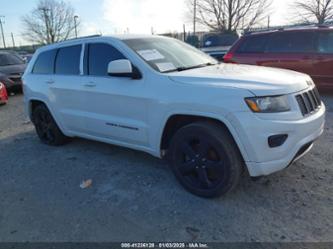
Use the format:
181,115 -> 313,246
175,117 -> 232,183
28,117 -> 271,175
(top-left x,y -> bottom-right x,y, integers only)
188,0 -> 272,33
294,0 -> 333,24
21,0 -> 79,44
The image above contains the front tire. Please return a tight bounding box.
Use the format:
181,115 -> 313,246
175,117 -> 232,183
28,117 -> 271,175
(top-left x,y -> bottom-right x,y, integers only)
168,121 -> 243,198
32,104 -> 70,146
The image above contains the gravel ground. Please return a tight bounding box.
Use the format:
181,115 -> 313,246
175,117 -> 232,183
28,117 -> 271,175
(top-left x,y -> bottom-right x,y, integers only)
0,94 -> 332,242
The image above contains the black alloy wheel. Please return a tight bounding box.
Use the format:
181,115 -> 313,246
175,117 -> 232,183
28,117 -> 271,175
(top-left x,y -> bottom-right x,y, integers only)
168,121 -> 243,198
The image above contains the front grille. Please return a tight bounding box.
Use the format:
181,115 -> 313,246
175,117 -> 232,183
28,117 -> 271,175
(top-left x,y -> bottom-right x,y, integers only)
295,88 -> 321,116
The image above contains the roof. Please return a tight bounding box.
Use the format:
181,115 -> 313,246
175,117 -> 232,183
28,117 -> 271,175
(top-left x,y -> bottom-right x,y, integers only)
56,34 -> 163,44
34,34 -> 164,52
105,34 -> 161,40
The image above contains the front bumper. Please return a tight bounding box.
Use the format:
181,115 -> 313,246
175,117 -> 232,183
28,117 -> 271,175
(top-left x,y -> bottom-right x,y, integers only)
2,78 -> 22,91
0,98 -> 8,104
229,103 -> 326,176
0,84 -> 8,104
0,95 -> 8,104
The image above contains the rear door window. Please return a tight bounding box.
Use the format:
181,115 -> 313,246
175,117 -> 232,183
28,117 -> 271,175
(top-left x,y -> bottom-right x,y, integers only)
266,31 -> 316,53
55,45 -> 82,75
236,34 -> 268,53
32,49 -> 57,74
86,43 -> 126,76
317,31 -> 333,53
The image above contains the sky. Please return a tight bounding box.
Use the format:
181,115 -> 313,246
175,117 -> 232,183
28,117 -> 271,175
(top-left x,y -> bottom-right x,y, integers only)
0,0 -> 298,47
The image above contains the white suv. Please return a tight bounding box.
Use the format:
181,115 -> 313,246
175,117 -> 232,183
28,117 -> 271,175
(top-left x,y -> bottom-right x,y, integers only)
23,35 -> 325,197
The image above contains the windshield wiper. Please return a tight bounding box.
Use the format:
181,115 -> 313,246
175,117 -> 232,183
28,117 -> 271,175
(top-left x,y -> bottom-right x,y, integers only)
162,62 -> 218,73
164,62 -> 217,73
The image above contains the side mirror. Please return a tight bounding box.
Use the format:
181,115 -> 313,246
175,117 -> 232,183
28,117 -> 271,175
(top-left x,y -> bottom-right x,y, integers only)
107,59 -> 141,79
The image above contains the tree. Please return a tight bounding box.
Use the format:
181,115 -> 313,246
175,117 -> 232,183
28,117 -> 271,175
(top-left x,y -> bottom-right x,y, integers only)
294,0 -> 333,24
188,0 -> 272,33
22,0 -> 78,44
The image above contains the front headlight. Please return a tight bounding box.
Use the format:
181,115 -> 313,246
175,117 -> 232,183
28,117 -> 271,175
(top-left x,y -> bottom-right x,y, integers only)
245,95 -> 290,113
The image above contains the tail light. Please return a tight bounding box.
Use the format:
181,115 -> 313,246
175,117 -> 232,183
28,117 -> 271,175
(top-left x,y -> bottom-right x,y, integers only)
223,52 -> 236,63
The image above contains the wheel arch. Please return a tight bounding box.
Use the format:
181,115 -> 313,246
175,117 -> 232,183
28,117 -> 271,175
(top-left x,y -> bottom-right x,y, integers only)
159,113 -> 249,162
28,99 -> 46,120
27,98 -> 70,137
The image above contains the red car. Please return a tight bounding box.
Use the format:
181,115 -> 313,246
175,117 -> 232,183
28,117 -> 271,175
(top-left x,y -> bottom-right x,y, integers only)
0,82 -> 8,105
224,26 -> 333,90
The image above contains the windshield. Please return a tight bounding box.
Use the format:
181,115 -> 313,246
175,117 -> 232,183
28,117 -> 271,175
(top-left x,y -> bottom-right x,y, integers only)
123,37 -> 218,73
0,53 -> 25,66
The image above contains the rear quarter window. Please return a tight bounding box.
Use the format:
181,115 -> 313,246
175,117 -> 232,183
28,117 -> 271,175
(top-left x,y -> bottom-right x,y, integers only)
32,49 -> 57,74
236,34 -> 268,53
318,31 -> 333,53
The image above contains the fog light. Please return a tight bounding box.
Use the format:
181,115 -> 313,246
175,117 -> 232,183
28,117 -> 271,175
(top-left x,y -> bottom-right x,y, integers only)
268,134 -> 288,148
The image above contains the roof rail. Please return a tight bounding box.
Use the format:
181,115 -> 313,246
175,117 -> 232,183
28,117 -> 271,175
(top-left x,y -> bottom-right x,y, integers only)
65,34 -> 102,42
244,22 -> 332,35
317,23 -> 333,28
244,26 -> 285,35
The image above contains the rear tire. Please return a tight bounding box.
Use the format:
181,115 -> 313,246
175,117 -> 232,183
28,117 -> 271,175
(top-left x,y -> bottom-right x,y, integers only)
168,121 -> 243,198
32,104 -> 70,146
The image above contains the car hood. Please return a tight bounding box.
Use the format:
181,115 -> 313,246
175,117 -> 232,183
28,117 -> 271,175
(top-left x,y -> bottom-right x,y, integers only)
168,63 -> 311,96
0,64 -> 26,76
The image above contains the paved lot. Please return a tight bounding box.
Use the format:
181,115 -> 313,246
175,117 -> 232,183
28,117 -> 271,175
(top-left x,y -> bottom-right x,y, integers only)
0,94 -> 332,242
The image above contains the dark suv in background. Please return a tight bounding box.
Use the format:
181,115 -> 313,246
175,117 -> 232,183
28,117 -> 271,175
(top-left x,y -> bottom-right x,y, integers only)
0,51 -> 26,93
224,26 -> 333,90
201,33 -> 239,61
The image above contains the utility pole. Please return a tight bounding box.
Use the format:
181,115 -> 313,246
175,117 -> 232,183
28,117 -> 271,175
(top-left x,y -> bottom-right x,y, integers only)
183,24 -> 186,41
193,0 -> 197,35
74,15 -> 78,38
39,8 -> 50,43
11,32 -> 15,48
0,16 -> 6,49
267,16 -> 270,28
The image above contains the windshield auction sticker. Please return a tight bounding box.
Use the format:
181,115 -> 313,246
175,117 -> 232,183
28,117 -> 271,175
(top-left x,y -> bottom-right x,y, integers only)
137,49 -> 165,61
155,62 -> 176,72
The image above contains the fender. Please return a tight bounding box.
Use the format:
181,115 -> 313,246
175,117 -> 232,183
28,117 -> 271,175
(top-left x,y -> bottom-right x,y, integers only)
154,110 -> 250,162
27,97 -> 73,137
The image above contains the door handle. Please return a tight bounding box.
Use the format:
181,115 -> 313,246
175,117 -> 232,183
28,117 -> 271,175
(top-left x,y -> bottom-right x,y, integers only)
83,82 -> 96,87
46,80 -> 54,84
